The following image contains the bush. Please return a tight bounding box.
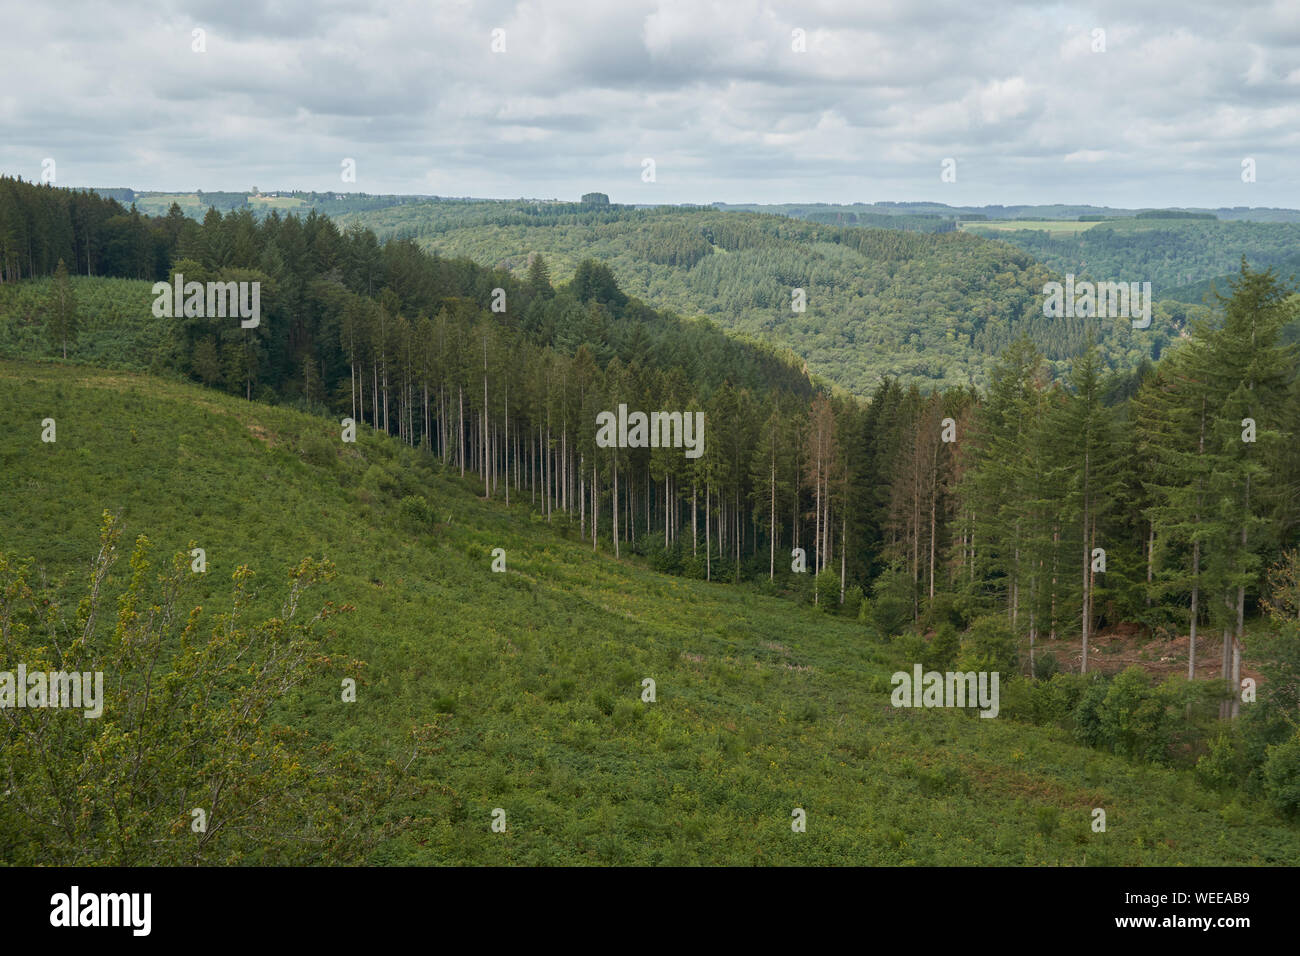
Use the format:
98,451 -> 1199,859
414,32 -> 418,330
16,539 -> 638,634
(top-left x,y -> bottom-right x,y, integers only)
1102,667 -> 1175,762
646,541 -> 683,574
1032,649 -> 1059,680
1197,732 -> 1246,792
842,584 -> 864,619
1072,675 -> 1110,748
299,434 -> 337,469
1033,805 -> 1060,841
1262,733 -> 1300,817
612,699 -> 642,728
894,631 -> 927,667
920,592 -> 964,632
996,675 -> 1033,722
815,571 -> 841,611
1030,672 -> 1087,727
957,614 -> 1019,675
925,623 -> 960,671
361,462 -> 400,500
1076,667 -> 1175,763
397,494 -> 434,533
868,563 -> 913,638
591,690 -> 615,716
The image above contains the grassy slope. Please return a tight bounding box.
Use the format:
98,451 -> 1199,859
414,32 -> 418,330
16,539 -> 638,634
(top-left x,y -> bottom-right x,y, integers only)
2,357 -> 1296,865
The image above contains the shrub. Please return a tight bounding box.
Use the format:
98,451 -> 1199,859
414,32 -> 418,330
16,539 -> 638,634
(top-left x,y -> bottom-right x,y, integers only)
1105,667 -> 1175,762
868,563 -> 913,638
894,631 -> 927,667
957,614 -> 1019,675
397,494 -> 434,533
920,592 -> 964,632
1032,649 -> 1059,680
925,623 -> 960,671
1262,733 -> 1300,818
361,462 -> 399,500
996,675 -> 1033,722
612,699 -> 642,728
1072,675 -> 1110,748
842,584 -> 864,619
299,433 -> 336,469
1033,805 -> 1060,841
815,571 -> 841,611
1197,732 -> 1246,792
1030,672 -> 1086,727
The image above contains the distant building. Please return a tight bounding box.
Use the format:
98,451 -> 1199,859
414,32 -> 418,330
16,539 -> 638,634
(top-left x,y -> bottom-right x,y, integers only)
581,192 -> 610,205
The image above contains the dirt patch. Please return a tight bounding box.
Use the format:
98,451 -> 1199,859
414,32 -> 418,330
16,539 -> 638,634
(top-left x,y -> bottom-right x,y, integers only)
245,422 -> 276,447
1031,625 -> 1261,683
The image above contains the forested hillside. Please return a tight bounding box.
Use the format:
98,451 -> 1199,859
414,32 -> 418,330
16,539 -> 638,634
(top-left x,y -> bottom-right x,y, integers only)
720,201 -> 1300,224
336,198 -> 1191,393
968,217 -> 1300,302
4,178 -> 1300,828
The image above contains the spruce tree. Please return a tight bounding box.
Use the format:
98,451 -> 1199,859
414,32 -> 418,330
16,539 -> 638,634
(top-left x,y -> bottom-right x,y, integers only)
46,258 -> 78,359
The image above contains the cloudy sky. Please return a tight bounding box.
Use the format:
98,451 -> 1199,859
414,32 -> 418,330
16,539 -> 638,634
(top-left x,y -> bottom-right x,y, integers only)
3,0 -> 1298,207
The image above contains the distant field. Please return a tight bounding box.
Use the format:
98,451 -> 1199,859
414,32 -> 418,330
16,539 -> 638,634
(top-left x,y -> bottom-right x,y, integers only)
131,192 -> 206,215
249,194 -> 308,209
963,217 -> 1222,236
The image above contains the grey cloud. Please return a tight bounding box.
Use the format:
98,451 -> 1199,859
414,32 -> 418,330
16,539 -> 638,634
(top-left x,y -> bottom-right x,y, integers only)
0,0 -> 1296,207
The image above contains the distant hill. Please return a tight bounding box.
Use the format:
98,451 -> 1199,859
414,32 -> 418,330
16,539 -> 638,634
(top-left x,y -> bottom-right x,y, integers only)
334,199 -> 1189,394
966,217 -> 1300,300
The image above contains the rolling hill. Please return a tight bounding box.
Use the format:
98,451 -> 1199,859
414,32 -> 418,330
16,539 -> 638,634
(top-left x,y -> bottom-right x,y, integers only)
335,199 -> 1184,395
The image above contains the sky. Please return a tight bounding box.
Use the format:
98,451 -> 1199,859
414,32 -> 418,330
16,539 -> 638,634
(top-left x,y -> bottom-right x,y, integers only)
2,0 -> 1299,208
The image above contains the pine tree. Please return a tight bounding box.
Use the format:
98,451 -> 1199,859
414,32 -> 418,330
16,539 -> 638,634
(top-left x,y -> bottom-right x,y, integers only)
1039,338 -> 1123,673
1201,263 -> 1296,716
46,258 -> 78,359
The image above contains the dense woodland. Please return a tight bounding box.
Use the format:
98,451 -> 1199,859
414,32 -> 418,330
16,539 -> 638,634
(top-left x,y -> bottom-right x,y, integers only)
974,218 -> 1300,303
5,177 -> 1300,800
337,198 -> 1200,393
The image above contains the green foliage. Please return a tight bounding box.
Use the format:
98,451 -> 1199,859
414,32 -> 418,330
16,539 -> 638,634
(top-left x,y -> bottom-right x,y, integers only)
926,623 -> 960,671
841,584 -> 864,619
815,571 -> 841,611
1028,672 -> 1087,727
3,360 -> 1296,862
337,198 -> 1171,393
957,614 -> 1019,674
398,494 -> 435,533
972,216 -> 1300,303
1197,732 -> 1248,792
868,563 -> 913,638
1032,650 -> 1059,680
0,512 -> 424,864
1262,733 -> 1300,817
1095,667 -> 1175,762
